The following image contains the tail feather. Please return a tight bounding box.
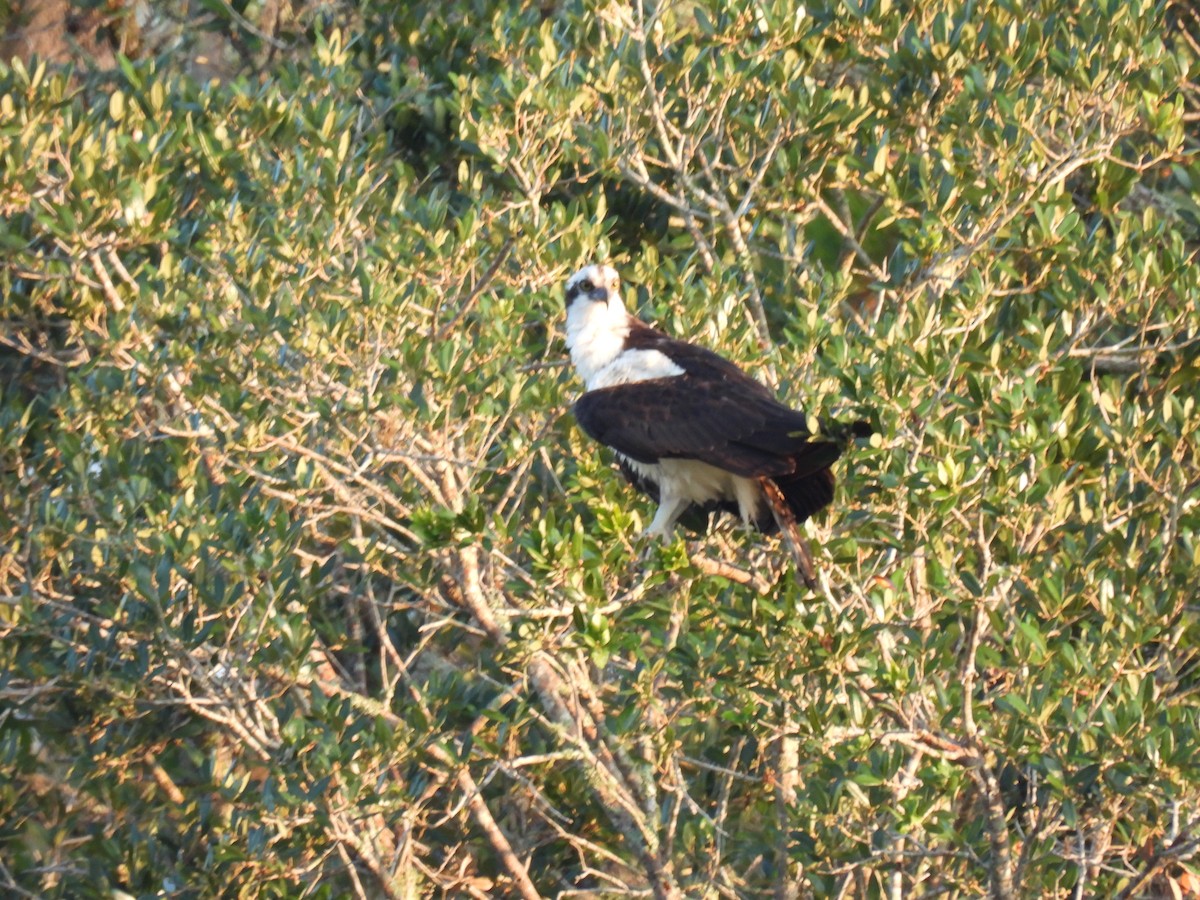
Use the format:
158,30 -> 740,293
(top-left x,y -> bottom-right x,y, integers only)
759,476 -> 817,589
843,419 -> 875,440
759,417 -> 871,586
813,418 -> 874,441
775,466 -> 836,523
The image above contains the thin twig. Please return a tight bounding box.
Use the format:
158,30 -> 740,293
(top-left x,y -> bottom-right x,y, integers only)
436,238 -> 515,341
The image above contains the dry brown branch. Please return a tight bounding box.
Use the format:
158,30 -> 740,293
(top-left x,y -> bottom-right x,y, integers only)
617,156 -> 716,273
959,571 -> 1016,900
302,649 -> 541,900
812,192 -> 889,284
688,553 -> 772,594
624,0 -> 777,346
526,655 -> 683,899
0,327 -> 90,367
1114,818 -> 1200,900
425,743 -> 544,900
772,697 -> 801,900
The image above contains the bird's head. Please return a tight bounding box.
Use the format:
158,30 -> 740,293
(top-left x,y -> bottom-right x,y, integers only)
564,264 -> 621,312
563,264 -> 630,381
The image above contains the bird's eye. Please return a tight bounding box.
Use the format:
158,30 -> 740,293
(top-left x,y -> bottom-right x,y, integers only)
579,280 -> 594,293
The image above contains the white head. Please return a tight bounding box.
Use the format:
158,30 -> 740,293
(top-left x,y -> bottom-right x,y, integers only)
563,264 -> 631,385
564,264 -> 624,316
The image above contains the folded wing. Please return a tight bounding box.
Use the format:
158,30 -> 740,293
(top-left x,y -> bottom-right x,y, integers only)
573,368 -> 842,479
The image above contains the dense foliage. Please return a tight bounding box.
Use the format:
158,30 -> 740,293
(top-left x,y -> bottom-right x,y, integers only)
2,1 -> 1198,897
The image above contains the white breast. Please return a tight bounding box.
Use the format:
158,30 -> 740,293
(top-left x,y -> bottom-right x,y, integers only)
622,456 -> 731,500
588,348 -> 684,390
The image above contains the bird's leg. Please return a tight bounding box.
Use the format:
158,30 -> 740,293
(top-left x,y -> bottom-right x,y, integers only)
643,495 -> 688,542
634,495 -> 689,562
633,501 -> 691,564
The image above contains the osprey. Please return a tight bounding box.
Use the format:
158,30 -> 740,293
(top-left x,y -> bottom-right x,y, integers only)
564,263 -> 870,584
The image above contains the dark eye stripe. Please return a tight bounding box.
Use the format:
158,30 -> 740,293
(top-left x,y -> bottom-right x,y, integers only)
565,279 -> 597,304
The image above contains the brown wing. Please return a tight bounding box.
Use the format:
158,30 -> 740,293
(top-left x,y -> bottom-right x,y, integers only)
572,365 -> 842,479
